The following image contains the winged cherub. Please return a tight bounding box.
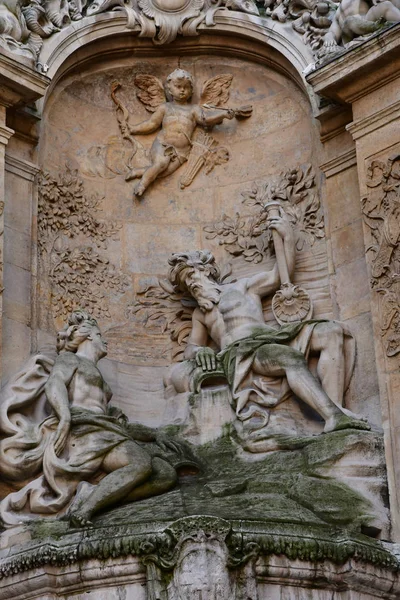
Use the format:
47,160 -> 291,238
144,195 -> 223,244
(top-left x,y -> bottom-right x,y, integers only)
120,69 -> 252,197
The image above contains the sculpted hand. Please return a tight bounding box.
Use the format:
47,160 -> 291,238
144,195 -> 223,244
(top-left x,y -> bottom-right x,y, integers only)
195,347 -> 217,371
54,418 -> 71,456
155,431 -> 182,455
267,210 -> 293,240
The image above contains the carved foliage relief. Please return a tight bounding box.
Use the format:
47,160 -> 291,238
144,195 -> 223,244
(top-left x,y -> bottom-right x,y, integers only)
204,164 -> 324,263
38,167 -> 129,321
362,155 -> 400,359
128,164 -> 325,360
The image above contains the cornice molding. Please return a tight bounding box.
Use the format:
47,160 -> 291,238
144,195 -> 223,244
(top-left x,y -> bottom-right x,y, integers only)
0,125 -> 14,147
346,99 -> 400,141
5,154 -> 39,181
320,148 -> 357,178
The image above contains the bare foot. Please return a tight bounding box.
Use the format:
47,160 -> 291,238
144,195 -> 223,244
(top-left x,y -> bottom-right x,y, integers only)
134,182 -> 146,197
68,512 -> 93,528
324,413 -> 371,434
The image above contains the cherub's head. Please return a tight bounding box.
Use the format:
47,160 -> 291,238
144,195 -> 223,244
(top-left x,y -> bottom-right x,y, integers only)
168,250 -> 221,312
165,69 -> 194,103
57,310 -> 108,360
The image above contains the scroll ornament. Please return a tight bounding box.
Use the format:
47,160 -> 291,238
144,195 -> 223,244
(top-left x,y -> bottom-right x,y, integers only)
362,154 -> 400,359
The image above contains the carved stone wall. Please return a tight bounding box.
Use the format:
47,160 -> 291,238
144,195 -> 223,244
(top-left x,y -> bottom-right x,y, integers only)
3,14 -> 400,600
37,51 -> 327,426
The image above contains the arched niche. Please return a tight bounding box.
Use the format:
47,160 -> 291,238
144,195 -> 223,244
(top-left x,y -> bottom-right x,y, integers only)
36,26 -> 327,426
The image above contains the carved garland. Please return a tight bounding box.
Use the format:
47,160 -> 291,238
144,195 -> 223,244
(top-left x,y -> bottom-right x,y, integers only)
38,167 -> 129,320
362,154 -> 400,359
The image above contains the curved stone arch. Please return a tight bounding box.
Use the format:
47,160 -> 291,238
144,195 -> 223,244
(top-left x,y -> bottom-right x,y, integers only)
37,10 -> 318,112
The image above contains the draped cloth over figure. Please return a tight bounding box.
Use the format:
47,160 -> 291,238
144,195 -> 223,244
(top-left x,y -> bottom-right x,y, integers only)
0,352 -> 155,526
218,321 -> 355,425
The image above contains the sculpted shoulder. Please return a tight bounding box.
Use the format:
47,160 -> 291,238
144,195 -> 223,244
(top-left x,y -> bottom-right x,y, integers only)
193,307 -> 206,323
53,351 -> 80,367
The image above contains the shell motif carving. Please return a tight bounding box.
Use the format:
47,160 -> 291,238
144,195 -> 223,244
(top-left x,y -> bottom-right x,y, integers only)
271,282 -> 313,325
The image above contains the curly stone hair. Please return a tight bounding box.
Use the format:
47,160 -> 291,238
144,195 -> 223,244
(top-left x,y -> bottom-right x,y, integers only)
168,250 -> 220,292
165,69 -> 194,99
56,310 -> 99,354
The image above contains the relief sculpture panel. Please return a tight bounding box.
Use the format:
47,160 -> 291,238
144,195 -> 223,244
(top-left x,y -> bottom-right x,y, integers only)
0,49 -> 393,594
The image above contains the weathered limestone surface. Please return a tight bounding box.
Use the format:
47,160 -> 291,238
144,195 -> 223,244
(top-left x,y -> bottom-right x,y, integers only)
0,8 -> 400,600
308,26 -> 400,539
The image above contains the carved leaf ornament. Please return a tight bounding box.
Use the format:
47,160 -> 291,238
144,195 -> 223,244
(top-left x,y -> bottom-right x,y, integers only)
38,167 -> 129,320
204,164 -> 324,264
128,165 -> 322,360
126,279 -> 195,361
137,0 -> 205,44
362,155 -> 400,359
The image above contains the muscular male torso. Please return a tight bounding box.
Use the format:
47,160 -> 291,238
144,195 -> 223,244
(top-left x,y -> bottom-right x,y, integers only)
64,354 -> 112,414
199,280 -> 277,349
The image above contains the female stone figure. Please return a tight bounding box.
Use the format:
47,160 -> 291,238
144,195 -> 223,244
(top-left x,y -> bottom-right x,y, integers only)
0,311 -> 182,527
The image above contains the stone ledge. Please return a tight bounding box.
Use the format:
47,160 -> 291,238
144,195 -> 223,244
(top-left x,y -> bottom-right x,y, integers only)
0,52 -> 49,107
0,517 -> 398,599
306,24 -> 400,104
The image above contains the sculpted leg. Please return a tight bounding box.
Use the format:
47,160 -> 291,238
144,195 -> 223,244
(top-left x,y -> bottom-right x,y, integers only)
68,441 -> 152,526
253,344 -> 369,433
366,1 -> 400,21
124,457 -> 178,502
309,321 -> 345,407
134,154 -> 171,196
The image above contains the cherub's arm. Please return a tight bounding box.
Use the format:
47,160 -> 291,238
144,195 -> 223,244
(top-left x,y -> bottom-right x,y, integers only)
184,308 -> 217,371
246,213 -> 295,298
127,105 -> 166,135
44,352 -> 79,456
194,105 -> 234,128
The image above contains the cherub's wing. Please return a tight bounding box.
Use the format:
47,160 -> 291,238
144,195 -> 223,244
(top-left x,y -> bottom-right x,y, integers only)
134,74 -> 166,112
200,74 -> 233,106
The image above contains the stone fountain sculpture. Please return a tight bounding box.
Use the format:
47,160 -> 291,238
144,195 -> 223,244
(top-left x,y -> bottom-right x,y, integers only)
0,310 -> 193,528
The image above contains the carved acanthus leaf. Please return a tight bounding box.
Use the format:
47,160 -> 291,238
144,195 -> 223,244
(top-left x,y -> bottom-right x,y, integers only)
38,167 -> 129,321
204,164 -> 324,264
362,154 -> 400,359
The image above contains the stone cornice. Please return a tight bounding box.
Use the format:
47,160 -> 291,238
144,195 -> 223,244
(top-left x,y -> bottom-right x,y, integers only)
0,518 -> 398,599
346,99 -> 400,141
306,24 -> 400,104
0,51 -> 49,106
5,155 -> 39,181
320,148 -> 357,178
0,126 -> 14,147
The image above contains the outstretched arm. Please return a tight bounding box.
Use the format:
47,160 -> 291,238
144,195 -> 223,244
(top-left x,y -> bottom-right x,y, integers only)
126,105 -> 165,135
246,212 -> 295,297
44,353 -> 78,456
194,105 -> 234,128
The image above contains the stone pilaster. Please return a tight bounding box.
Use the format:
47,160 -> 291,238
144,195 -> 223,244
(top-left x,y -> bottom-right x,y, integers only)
0,52 -> 49,381
308,27 -> 400,539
